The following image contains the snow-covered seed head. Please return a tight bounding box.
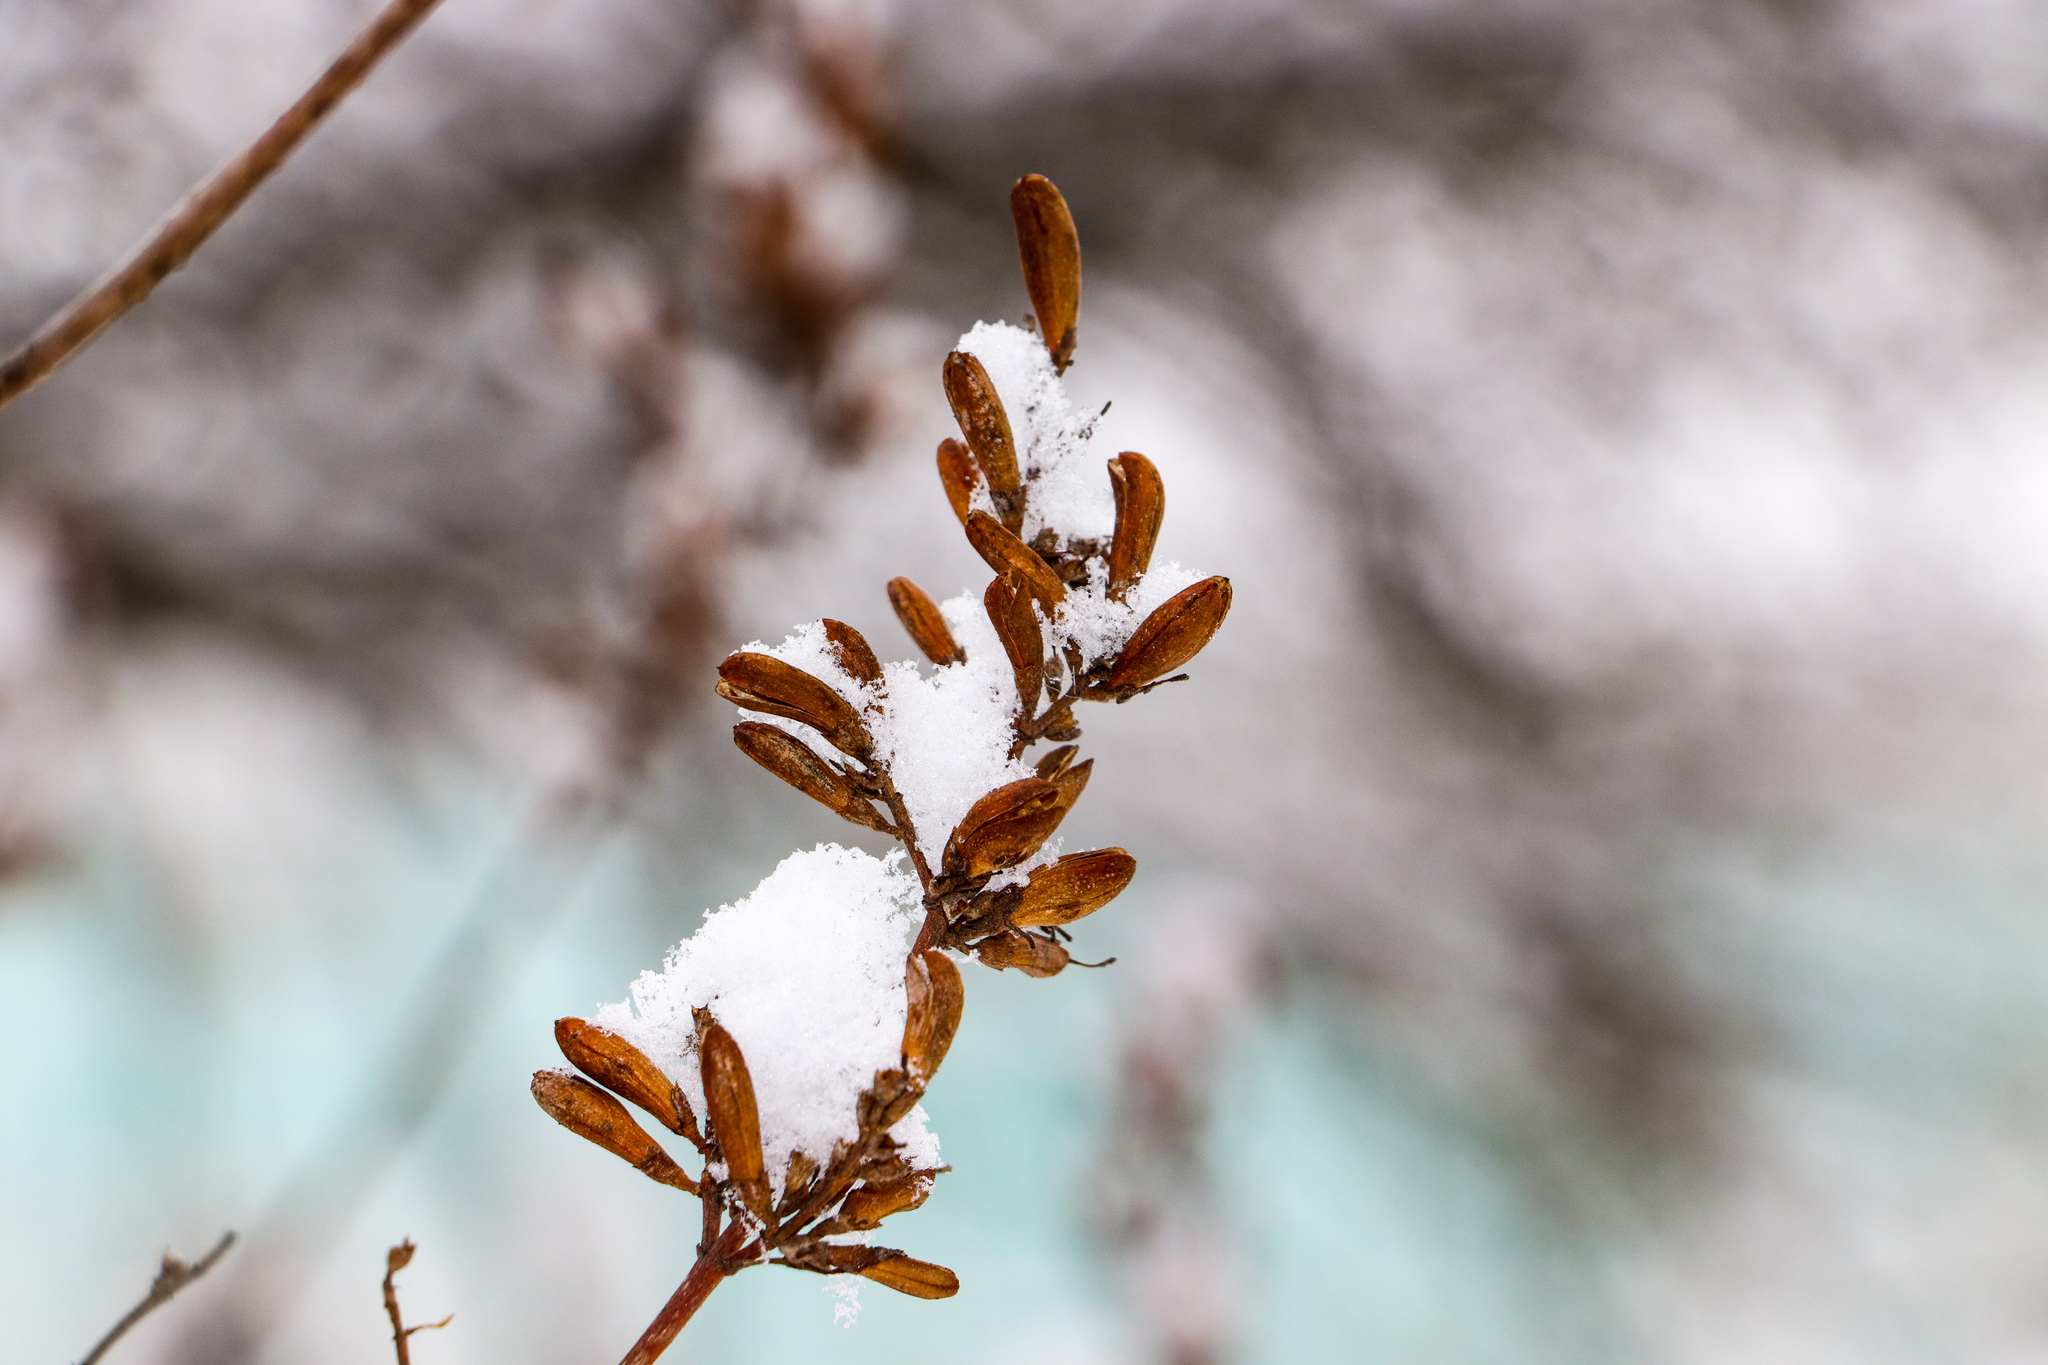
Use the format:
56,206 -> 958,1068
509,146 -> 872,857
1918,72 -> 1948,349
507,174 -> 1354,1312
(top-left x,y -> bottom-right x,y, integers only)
1010,848 -> 1136,928
964,512 -> 1066,615
859,1253 -> 961,1300
716,651 -> 873,760
887,576 -> 966,665
971,929 -> 1071,978
731,722 -> 893,833
554,1017 -> 695,1141
902,949 -> 964,1083
935,437 -> 982,527
530,1070 -> 698,1192
983,573 -> 1044,722
942,352 -> 1023,530
821,618 -> 884,688
942,776 -> 1068,879
697,1016 -> 770,1217
1105,576 -> 1233,691
1106,451 -> 1165,601
1010,174 -> 1081,374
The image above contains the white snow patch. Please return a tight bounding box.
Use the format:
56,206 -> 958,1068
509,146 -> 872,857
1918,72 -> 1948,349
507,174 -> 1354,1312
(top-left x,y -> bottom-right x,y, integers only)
957,321 -> 1115,543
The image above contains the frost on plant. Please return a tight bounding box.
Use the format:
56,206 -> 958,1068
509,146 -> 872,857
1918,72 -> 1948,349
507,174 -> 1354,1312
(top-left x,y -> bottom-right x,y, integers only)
531,175 -> 1232,1364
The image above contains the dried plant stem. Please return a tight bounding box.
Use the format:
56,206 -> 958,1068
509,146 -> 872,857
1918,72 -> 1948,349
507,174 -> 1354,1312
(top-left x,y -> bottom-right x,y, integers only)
382,1240 -> 452,1365
619,1219 -> 753,1365
0,0 -> 447,413
76,1231 -> 235,1365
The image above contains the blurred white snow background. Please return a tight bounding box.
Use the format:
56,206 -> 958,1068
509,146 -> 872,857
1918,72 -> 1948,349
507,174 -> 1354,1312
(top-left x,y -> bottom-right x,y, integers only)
12,1 -> 2048,1363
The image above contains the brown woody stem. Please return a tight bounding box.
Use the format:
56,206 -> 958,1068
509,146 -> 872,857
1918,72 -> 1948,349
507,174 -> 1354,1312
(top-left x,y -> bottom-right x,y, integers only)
0,0 -> 447,413
619,1219 -> 753,1365
77,1232 -> 236,1365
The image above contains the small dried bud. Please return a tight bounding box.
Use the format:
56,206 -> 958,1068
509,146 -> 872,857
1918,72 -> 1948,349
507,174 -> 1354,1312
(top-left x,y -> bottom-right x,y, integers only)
554,1016 -> 694,1139
781,1151 -> 820,1216
1106,452 -> 1164,600
902,949 -> 965,1082
387,1241 -> 416,1274
836,1175 -> 933,1229
942,777 -> 1068,879
964,512 -> 1066,615
888,577 -> 966,666
1105,576 -> 1233,691
1011,174 -> 1082,374
1011,848 -> 1136,928
942,352 -> 1023,530
716,652 -> 872,760
1048,756 -> 1092,813
732,723 -> 893,833
698,1019 -> 770,1217
530,1070 -> 697,1192
1033,744 -> 1079,780
821,619 -> 883,687
859,1253 -> 961,1300
973,930 -> 1071,978
984,573 -> 1044,723
936,438 -> 982,527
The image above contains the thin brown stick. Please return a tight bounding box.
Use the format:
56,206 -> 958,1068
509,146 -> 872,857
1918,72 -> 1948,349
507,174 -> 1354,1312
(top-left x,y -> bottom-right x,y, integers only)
0,0 -> 448,413
76,1231 -> 235,1365
619,1219 -> 752,1365
382,1240 -> 453,1365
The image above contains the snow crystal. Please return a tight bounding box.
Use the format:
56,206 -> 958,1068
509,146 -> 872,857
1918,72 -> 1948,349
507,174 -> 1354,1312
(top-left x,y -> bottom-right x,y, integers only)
956,321 -> 1115,543
827,1277 -> 862,1327
1050,557 -> 1206,668
594,844 -> 930,1196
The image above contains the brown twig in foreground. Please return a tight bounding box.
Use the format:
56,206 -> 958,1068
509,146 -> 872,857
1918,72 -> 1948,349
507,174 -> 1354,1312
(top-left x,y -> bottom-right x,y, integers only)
0,0 -> 448,414
382,1240 -> 453,1365
76,1231 -> 235,1365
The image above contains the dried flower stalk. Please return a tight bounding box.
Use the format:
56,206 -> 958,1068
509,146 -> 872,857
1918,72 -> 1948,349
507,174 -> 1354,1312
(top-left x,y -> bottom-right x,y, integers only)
533,174 -> 1230,1361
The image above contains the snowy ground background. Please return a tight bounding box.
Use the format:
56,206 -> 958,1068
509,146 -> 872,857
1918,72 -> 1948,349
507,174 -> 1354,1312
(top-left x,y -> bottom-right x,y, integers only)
12,1 -> 2048,1362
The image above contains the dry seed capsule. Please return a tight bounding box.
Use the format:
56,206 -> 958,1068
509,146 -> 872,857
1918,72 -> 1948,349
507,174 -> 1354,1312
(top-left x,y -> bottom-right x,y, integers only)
973,930 -> 1071,978
1033,744 -> 1079,780
732,723 -> 892,833
716,652 -> 872,760
836,1175 -> 933,1229
554,1017 -> 695,1140
530,1070 -> 697,1192
936,437 -> 982,528
1011,174 -> 1082,374
902,949 -> 965,1082
964,512 -> 1065,616
984,573 -> 1044,723
1048,757 -> 1092,813
1011,848 -> 1136,928
942,777 -> 1068,879
887,577 -> 966,666
698,1018 -> 770,1218
1106,452 -> 1164,600
943,352 -> 1024,531
1105,576 -> 1233,691
859,1253 -> 961,1300
821,618 -> 884,687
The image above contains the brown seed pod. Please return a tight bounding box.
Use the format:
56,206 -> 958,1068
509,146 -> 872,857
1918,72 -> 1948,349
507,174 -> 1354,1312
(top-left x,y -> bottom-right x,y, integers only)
1106,576 -> 1233,691
554,1017 -> 696,1142
1048,757 -> 1092,813
821,619 -> 883,688
1011,848 -> 1136,929
781,1151 -> 820,1217
972,930 -> 1071,978
936,437 -> 982,528
530,1070 -> 697,1192
1033,744 -> 1079,780
887,577 -> 966,666
1011,174 -> 1081,374
984,573 -> 1044,722
859,1253 -> 961,1300
698,1018 -> 769,1217
902,949 -> 965,1083
943,352 -> 1024,531
1106,452 -> 1164,600
964,512 -> 1066,616
732,723 -> 893,834
942,777 -> 1068,879
836,1175 -> 933,1230
716,652 -> 872,760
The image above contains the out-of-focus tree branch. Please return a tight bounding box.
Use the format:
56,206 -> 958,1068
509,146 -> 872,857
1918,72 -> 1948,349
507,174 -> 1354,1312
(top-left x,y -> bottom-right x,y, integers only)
76,1231 -> 235,1365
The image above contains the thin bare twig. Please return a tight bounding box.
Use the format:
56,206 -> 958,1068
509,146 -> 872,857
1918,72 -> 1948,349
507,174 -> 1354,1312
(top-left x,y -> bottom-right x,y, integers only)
0,0 -> 448,414
618,1220 -> 751,1365
76,1231 -> 235,1365
382,1240 -> 453,1365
